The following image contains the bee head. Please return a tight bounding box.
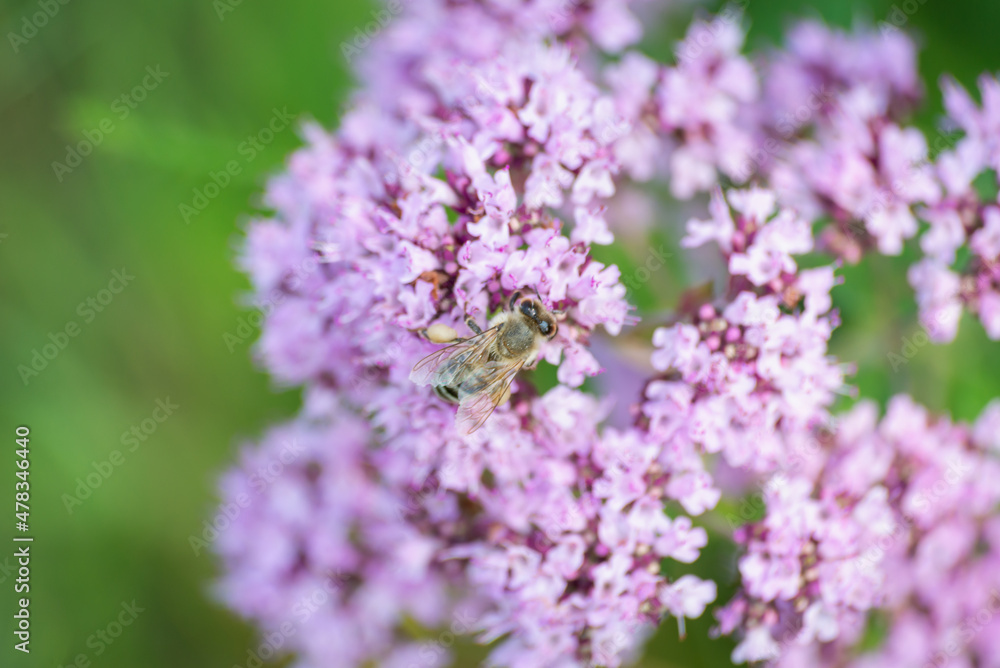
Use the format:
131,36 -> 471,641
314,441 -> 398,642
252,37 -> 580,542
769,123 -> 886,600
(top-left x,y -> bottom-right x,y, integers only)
518,298 -> 558,340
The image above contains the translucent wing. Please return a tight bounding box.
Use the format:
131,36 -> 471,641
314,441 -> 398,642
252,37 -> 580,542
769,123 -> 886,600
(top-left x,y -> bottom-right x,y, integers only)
456,359 -> 525,434
409,327 -> 499,389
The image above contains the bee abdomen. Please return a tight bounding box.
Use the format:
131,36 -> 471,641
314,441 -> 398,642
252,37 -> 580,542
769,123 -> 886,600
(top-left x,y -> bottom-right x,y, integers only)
434,385 -> 461,404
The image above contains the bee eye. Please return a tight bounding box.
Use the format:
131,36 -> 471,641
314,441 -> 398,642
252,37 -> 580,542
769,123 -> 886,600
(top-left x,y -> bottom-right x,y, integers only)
539,321 -> 550,335
520,301 -> 534,316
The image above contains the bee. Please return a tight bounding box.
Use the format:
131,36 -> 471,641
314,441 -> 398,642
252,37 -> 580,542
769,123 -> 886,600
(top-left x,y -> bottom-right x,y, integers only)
410,291 -> 560,433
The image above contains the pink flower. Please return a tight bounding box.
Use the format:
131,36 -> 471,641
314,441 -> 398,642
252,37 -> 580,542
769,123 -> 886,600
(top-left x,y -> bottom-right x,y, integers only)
217,3 -> 1000,667
719,397 -> 1000,667
656,16 -> 759,197
682,188 -> 736,253
908,258 -> 963,342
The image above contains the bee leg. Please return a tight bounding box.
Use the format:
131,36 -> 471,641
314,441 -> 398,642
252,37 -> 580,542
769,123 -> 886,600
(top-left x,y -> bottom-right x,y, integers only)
508,291 -> 522,311
465,317 -> 484,336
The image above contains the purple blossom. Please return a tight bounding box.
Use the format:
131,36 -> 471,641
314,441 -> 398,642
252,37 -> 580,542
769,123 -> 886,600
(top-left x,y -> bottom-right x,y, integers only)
653,188 -> 846,474
654,16 -> 759,198
214,411 -> 459,667
909,76 -> 1000,341
213,2 -> 1000,666
719,396 -> 1000,667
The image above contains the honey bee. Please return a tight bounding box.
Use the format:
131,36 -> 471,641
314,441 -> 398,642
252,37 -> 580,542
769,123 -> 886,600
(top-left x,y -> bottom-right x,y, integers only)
410,291 -> 560,433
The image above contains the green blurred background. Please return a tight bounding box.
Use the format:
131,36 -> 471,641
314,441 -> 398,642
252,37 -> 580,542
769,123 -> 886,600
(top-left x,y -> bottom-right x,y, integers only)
1,0 -> 999,666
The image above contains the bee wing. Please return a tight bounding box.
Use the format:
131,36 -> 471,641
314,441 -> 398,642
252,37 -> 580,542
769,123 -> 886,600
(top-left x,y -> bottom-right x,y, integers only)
409,327 -> 499,388
456,359 -> 525,434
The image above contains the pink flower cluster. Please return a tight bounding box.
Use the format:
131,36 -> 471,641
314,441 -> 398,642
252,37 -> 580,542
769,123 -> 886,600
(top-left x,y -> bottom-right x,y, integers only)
755,22 -> 931,255
643,187 -> 845,477
217,386 -> 720,666
436,389 -> 716,668
215,409 -> 458,668
221,2 -> 717,667
716,396 -> 1000,667
653,14 -> 759,198
910,75 -> 1000,341
645,16 -> 1000,344
214,1 -> 1000,667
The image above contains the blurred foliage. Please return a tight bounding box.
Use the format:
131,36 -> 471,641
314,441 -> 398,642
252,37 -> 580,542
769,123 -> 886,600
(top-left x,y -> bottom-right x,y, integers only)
1,0 -> 998,666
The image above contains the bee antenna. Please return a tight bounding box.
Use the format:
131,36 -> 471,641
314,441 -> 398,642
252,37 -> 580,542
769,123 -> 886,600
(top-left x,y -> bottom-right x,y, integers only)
508,291 -> 522,311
